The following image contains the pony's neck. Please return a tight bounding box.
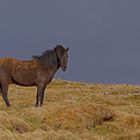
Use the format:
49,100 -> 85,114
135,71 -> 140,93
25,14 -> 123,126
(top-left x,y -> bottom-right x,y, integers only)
45,52 -> 60,77
32,49 -> 61,78
47,61 -> 60,81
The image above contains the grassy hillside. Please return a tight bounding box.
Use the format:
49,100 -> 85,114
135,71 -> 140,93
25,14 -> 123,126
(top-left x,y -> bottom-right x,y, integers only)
0,80 -> 139,140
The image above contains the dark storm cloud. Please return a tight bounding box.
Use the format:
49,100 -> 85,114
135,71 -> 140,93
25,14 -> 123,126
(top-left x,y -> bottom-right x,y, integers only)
0,0 -> 140,83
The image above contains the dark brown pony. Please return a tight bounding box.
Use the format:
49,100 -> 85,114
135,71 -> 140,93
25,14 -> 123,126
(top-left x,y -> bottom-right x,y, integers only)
0,45 -> 69,107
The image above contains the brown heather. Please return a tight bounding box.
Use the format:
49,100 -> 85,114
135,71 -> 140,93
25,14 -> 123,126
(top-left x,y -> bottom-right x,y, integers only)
0,80 -> 139,140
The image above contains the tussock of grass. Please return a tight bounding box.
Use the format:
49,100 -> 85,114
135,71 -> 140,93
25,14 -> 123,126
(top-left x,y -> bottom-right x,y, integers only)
43,103 -> 113,131
0,111 -> 30,134
121,114 -> 140,129
0,130 -> 16,140
0,80 -> 139,139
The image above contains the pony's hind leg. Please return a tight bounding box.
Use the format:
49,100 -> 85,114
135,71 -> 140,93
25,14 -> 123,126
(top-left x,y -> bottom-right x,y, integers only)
0,83 -> 2,95
1,81 -> 10,107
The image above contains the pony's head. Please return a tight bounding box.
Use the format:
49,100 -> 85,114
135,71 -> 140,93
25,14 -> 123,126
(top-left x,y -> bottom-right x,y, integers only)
55,45 -> 69,71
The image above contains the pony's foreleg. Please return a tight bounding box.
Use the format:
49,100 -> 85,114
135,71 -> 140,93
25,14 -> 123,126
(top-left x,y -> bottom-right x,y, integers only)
35,85 -> 46,107
35,87 -> 40,107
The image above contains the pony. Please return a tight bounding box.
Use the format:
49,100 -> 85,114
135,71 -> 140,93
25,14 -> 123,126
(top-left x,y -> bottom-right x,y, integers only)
0,45 -> 69,107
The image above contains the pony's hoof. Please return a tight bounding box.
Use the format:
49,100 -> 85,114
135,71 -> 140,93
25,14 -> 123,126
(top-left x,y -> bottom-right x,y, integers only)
35,104 -> 38,107
7,104 -> 11,107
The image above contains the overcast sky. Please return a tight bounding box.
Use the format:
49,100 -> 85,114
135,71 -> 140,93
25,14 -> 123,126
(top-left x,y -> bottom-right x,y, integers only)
0,0 -> 140,84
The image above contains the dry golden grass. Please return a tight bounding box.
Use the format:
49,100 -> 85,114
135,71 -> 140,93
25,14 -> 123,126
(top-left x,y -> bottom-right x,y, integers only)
0,80 -> 139,140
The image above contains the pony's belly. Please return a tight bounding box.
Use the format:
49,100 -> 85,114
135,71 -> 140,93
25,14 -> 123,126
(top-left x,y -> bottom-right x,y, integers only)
12,70 -> 37,86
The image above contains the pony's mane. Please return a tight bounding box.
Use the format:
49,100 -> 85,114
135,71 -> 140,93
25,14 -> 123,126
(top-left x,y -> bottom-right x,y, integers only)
32,48 -> 57,69
32,45 -> 66,69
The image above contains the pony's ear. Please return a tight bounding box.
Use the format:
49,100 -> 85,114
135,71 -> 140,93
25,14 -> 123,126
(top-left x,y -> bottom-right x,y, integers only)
66,48 -> 69,52
54,47 -> 59,55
